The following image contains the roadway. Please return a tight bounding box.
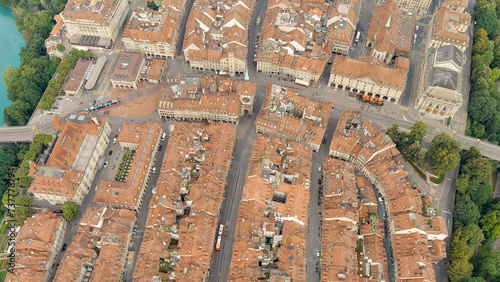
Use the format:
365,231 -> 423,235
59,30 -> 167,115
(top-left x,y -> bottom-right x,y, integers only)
175,0 -> 197,57
206,82 -> 267,281
305,109 -> 338,281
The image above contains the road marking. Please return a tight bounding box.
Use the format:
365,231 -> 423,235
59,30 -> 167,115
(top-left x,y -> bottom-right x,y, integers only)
442,211 -> 452,214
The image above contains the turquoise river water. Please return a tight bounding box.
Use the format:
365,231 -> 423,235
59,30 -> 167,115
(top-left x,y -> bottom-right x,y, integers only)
0,5 -> 26,125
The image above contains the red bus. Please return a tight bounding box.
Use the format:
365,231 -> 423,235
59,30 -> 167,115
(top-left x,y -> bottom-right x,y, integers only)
215,224 -> 224,252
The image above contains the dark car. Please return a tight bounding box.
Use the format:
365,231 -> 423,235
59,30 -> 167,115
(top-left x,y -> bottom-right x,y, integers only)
322,138 -> 326,144
61,244 -> 67,251
108,150 -> 113,156
318,179 -> 322,185
158,145 -> 163,151
53,210 -> 63,213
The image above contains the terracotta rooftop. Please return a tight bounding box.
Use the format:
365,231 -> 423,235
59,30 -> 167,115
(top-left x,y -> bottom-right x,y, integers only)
6,212 -> 64,282
330,56 -> 409,90
133,122 -> 236,280
93,122 -> 162,209
109,52 -> 145,82
63,59 -> 92,93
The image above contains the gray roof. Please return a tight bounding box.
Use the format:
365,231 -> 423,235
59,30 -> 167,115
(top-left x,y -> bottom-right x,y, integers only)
430,67 -> 459,90
435,45 -> 464,68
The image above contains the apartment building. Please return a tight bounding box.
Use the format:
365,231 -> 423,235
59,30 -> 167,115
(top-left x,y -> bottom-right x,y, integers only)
182,0 -> 256,76
328,56 -> 410,103
45,15 -> 64,58
329,110 -> 448,281
28,113 -> 111,205
5,213 -> 66,282
123,2 -> 186,59
415,45 -> 465,119
229,134 -> 312,280
325,0 -> 362,55
255,4 -> 330,81
133,122 -> 236,281
109,52 -> 145,90
61,0 -> 129,48
256,83 -> 331,151
367,0 -> 415,64
157,76 -> 256,124
93,122 -> 162,211
53,206 -> 136,282
444,0 -> 468,13
63,59 -> 92,97
320,158 -> 360,281
378,0 -> 432,15
427,3 -> 471,53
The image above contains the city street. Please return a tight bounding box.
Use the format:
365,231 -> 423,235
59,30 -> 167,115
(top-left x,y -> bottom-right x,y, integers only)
305,109 -> 338,281
6,0 -> 485,280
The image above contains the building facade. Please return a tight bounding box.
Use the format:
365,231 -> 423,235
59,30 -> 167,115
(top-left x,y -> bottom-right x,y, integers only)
93,122 -> 162,211
61,0 -> 129,45
28,113 -> 111,205
5,213 -> 66,282
328,56 -> 410,103
427,3 -> 470,53
109,53 -> 146,89
378,0 -> 432,15
123,3 -> 186,59
415,45 -> 465,119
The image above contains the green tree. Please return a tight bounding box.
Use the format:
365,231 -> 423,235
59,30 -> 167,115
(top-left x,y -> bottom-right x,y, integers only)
387,123 -> 400,141
454,195 -> 481,226
471,63 -> 492,83
456,174 -> 469,194
62,201 -> 79,221
146,1 -> 159,10
490,67 -> 500,81
462,157 -> 492,180
447,231 -> 474,282
56,43 -> 65,53
12,206 -> 31,226
409,121 -> 427,143
479,211 -> 500,240
470,96 -> 498,123
462,224 -> 485,252
476,8 -> 499,36
14,197 -> 32,207
428,134 -> 462,176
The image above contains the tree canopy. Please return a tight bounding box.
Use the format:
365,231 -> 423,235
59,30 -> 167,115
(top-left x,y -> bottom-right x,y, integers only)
428,134 -> 462,176
62,201 -> 79,221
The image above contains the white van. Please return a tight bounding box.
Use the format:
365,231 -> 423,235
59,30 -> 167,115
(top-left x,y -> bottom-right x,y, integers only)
161,132 -> 167,140
113,138 -> 117,144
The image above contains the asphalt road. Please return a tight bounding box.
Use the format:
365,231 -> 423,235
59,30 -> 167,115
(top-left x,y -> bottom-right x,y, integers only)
305,109 -> 338,281
206,82 -> 267,281
175,0 -> 197,57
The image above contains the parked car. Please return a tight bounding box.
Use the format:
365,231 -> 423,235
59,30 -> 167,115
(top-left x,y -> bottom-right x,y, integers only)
158,145 -> 163,151
104,161 -> 108,168
152,167 -> 156,174
318,179 -> 322,185
53,210 -> 63,213
108,150 -> 113,156
62,244 -> 67,252
317,250 -> 320,257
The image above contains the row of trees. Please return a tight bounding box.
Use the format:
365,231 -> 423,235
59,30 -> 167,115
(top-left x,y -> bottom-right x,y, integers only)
0,134 -> 52,226
387,121 -> 462,176
1,0 -> 67,125
38,50 -> 92,110
467,0 -> 500,143
447,147 -> 500,281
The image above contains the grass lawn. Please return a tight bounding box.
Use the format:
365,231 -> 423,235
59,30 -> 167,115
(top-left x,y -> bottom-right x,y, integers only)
430,174 -> 444,184
402,153 -> 427,180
